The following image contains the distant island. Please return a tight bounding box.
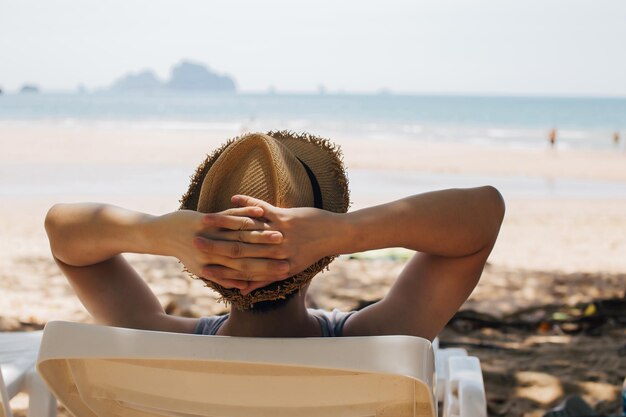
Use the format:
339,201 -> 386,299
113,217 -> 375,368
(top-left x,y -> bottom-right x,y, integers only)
110,70 -> 161,92
110,60 -> 236,93
20,85 -> 40,94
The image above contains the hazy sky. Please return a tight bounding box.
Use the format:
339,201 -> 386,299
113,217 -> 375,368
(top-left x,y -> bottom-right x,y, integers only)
2,0 -> 626,96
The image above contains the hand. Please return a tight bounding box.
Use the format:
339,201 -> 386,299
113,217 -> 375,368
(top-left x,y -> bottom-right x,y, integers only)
226,195 -> 344,295
151,207 -> 289,290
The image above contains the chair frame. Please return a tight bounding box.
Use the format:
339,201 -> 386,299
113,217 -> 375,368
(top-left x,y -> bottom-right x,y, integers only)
37,321 -> 438,417
0,331 -> 56,417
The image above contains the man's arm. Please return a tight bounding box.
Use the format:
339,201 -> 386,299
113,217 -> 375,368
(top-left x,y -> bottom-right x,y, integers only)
341,187 -> 504,340
228,186 -> 505,339
44,203 -> 288,332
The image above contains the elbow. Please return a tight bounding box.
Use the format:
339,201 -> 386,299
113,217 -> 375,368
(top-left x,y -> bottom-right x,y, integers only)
44,203 -> 67,259
483,185 -> 505,223
479,185 -> 505,240
44,204 -> 60,239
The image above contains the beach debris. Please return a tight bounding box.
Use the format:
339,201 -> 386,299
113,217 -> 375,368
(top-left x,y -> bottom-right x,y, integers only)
446,298 -> 626,335
622,377 -> 626,415
542,394 -> 595,417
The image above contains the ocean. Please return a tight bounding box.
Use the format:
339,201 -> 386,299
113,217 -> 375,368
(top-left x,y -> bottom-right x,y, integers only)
1,92 -> 625,150
2,92 -> 626,200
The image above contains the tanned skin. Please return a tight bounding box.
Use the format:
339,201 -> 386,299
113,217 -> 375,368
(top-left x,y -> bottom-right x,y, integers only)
45,186 -> 505,340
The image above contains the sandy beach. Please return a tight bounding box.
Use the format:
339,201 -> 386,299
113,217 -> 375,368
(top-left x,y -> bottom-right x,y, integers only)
1,124 -> 625,417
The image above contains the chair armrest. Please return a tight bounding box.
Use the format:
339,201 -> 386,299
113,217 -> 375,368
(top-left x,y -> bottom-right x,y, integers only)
443,356 -> 486,417
26,369 -> 56,417
1,368 -> 14,417
435,347 -> 468,403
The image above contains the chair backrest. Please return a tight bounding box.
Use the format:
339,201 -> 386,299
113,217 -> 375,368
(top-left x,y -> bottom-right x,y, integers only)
37,321 -> 436,417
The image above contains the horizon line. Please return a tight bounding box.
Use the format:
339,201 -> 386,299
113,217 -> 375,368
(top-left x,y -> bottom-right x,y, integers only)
2,89 -> 626,100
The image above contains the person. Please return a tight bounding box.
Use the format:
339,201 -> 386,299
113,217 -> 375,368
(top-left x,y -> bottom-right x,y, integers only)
44,131 -> 505,341
613,131 -> 620,147
548,128 -> 557,149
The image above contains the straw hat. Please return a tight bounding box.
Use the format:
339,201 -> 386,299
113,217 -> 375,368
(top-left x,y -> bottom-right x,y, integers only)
180,131 -> 350,309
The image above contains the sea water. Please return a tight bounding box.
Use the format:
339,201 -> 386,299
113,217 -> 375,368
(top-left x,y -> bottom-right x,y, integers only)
1,92 -> 626,151
2,92 -> 626,200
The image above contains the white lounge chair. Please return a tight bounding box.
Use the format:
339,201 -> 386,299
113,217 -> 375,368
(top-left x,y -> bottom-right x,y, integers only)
36,321 -> 486,417
0,331 -> 56,417
432,339 -> 487,417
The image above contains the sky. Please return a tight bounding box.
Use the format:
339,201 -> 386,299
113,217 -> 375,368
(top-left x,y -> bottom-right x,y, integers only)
1,0 -> 626,96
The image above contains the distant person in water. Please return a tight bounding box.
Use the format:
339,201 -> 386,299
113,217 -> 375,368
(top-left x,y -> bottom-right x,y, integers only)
613,131 -> 620,147
548,128 -> 557,149
44,131 -> 505,340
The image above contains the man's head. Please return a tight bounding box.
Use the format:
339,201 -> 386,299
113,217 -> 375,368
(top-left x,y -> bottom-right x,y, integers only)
180,131 -> 349,311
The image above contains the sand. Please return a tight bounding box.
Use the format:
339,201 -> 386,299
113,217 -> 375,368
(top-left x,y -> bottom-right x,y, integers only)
2,124 -> 626,182
1,124 -> 625,417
